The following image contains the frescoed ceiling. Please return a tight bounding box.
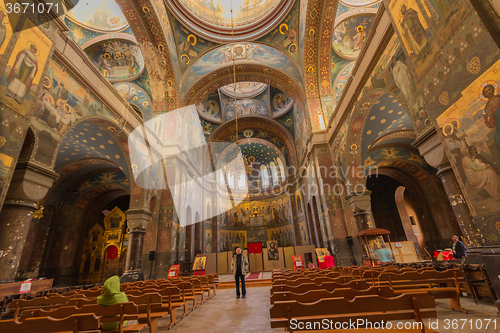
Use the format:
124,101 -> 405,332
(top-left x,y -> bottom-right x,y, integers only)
196,82 -> 294,127
218,139 -> 286,168
178,0 -> 281,28
55,122 -> 129,178
67,0 -> 129,32
360,93 -> 414,158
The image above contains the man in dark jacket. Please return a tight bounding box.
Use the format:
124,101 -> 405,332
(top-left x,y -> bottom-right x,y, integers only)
452,235 -> 467,259
231,247 -> 249,298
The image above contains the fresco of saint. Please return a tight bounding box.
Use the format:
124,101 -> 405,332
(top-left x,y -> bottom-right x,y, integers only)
6,44 -> 38,103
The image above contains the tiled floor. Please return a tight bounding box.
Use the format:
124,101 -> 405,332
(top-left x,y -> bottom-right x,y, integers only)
152,287 -> 498,333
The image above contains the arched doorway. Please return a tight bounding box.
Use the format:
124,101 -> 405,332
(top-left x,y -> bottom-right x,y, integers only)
103,245 -> 119,277
395,186 -> 427,255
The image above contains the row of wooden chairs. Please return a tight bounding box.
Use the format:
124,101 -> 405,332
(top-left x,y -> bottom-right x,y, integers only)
269,265 -> 472,332
0,274 -> 218,332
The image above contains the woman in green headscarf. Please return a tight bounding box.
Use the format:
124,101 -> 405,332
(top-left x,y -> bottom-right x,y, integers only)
97,275 -> 129,330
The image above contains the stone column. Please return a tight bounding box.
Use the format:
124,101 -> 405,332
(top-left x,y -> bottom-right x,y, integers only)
345,190 -> 375,231
436,163 -> 483,249
121,208 -> 152,282
414,129 -> 483,252
0,162 -> 58,282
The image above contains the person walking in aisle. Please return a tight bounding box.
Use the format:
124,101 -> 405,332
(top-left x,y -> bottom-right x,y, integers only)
231,247 -> 249,298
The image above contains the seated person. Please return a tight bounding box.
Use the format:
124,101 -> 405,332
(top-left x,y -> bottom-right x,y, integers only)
97,275 -> 129,330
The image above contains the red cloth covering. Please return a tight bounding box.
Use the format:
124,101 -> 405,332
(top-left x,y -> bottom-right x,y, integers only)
441,251 -> 454,260
324,255 -> 335,268
318,261 -> 326,269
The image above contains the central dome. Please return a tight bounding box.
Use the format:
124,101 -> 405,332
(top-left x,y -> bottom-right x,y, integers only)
167,0 -> 294,42
220,82 -> 268,98
179,0 -> 281,27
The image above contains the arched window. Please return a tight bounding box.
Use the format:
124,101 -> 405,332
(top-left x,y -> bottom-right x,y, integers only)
270,162 -> 279,186
227,172 -> 235,189
237,173 -> 247,189
277,158 -> 285,182
261,165 -> 270,188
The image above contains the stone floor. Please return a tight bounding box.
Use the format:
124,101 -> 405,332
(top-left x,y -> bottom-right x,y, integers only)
151,287 -> 499,332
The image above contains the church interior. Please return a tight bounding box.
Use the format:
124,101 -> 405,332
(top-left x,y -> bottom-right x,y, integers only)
0,0 -> 500,331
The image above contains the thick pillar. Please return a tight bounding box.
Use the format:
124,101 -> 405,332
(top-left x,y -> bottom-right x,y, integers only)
436,163 -> 483,249
345,190 -> 375,231
0,162 -> 58,282
414,130 -> 483,252
121,208 -> 152,282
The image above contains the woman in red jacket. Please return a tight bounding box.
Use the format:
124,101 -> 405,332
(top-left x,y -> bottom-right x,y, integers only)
324,251 -> 335,268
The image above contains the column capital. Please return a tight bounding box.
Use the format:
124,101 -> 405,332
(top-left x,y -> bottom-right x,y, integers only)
412,128 -> 449,169
6,162 -> 59,203
126,208 -> 152,230
345,190 -> 372,212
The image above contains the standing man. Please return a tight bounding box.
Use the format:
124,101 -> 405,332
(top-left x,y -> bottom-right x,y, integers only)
231,247 -> 249,298
452,235 -> 467,259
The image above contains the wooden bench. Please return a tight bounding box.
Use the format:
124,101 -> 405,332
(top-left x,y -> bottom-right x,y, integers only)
376,269 -> 467,313
270,293 -> 438,333
271,280 -> 370,295
272,276 -> 354,286
18,301 -> 147,333
0,313 -> 101,333
270,286 -> 397,304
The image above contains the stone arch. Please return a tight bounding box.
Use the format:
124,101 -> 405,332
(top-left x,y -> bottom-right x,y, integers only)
366,160 -> 459,252
115,0 -> 180,111
181,63 -> 306,112
343,89 -> 417,185
208,116 -> 299,170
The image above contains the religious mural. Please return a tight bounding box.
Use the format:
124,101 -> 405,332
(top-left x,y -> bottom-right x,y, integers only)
294,104 -> 311,163
298,222 -> 309,245
0,18 -> 52,116
114,82 -> 152,121
258,0 -> 300,60
0,0 -> 21,62
333,61 -> 355,104
271,89 -> 293,117
219,193 -> 292,229
386,0 -> 470,79
437,59 -> 500,243
223,99 -> 269,121
85,40 -> 145,82
333,14 -> 375,60
219,230 -> 247,252
267,224 -> 295,247
31,59 -> 116,166
196,93 -> 222,123
182,43 -> 302,96
67,0 -> 129,32
170,14 -> 219,75
178,0 -> 281,28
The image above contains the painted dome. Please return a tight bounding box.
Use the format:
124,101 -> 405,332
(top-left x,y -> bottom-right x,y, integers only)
220,82 -> 267,98
67,0 -> 129,32
178,0 -> 281,28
